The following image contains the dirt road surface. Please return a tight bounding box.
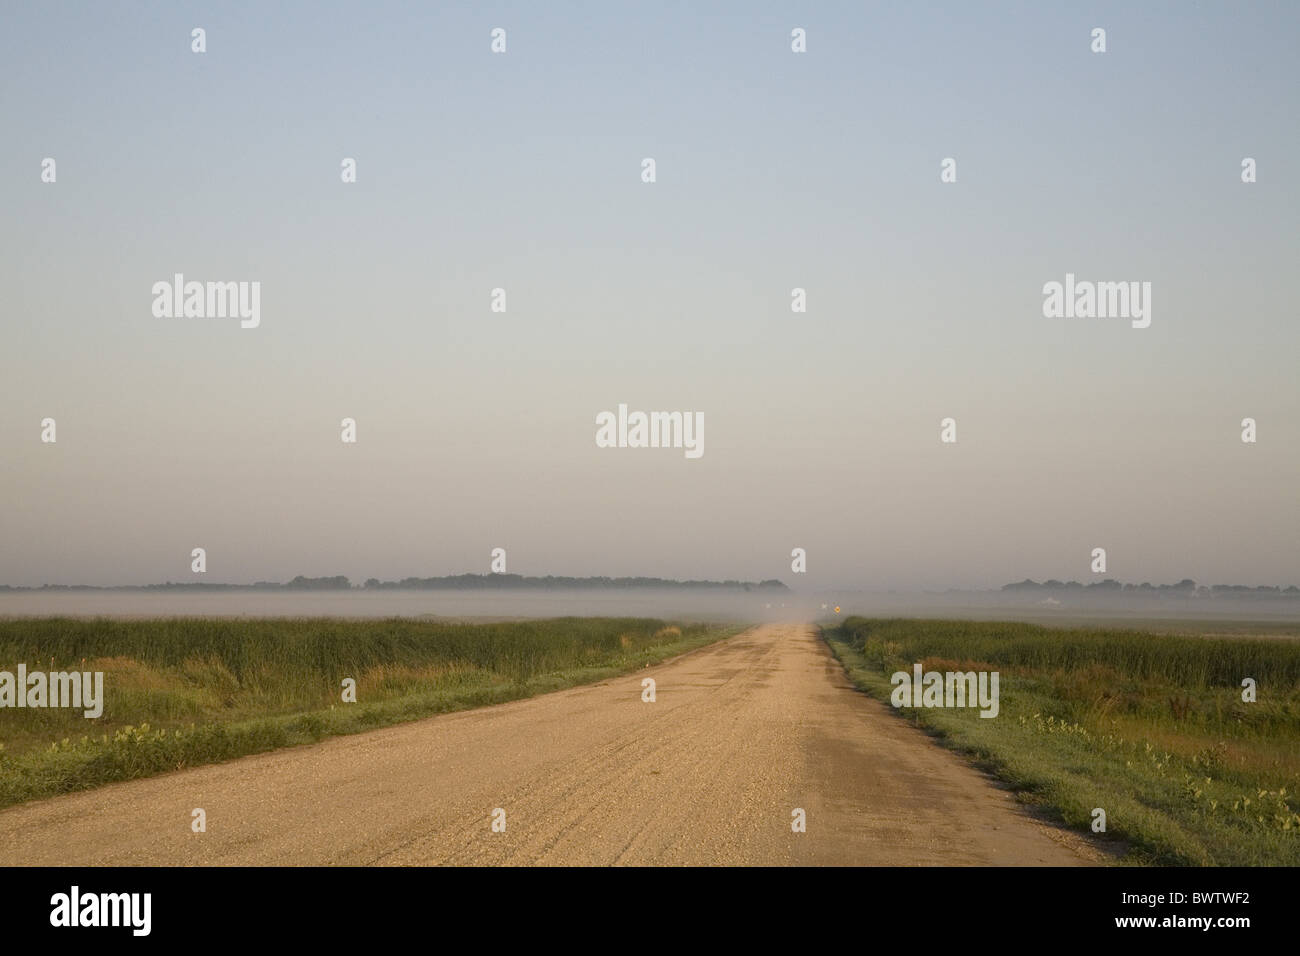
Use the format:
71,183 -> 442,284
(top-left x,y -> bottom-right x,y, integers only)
0,623 -> 1097,865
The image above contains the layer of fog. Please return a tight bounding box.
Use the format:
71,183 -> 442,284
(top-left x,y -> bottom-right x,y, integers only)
1,588 -> 1298,628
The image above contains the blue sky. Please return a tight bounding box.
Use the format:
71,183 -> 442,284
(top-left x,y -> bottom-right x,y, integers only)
1,1 -> 1297,588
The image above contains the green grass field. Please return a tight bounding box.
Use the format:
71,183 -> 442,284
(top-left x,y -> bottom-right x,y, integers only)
823,616 -> 1300,866
0,616 -> 739,809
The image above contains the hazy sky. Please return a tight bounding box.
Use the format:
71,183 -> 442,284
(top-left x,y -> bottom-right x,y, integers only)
2,1 -> 1297,590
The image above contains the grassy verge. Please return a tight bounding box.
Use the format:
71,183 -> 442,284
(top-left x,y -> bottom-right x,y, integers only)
0,616 -> 742,809
822,617 -> 1300,866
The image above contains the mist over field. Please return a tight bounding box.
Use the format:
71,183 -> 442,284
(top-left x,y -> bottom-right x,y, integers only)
3,586 -> 1297,628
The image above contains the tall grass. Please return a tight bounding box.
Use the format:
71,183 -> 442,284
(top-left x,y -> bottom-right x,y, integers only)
837,617 -> 1300,689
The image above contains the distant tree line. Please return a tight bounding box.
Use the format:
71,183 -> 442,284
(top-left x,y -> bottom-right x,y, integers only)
0,575 -> 790,592
362,574 -> 789,591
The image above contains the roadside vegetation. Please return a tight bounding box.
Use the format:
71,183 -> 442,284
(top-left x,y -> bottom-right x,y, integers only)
823,616 -> 1300,866
0,616 -> 739,809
